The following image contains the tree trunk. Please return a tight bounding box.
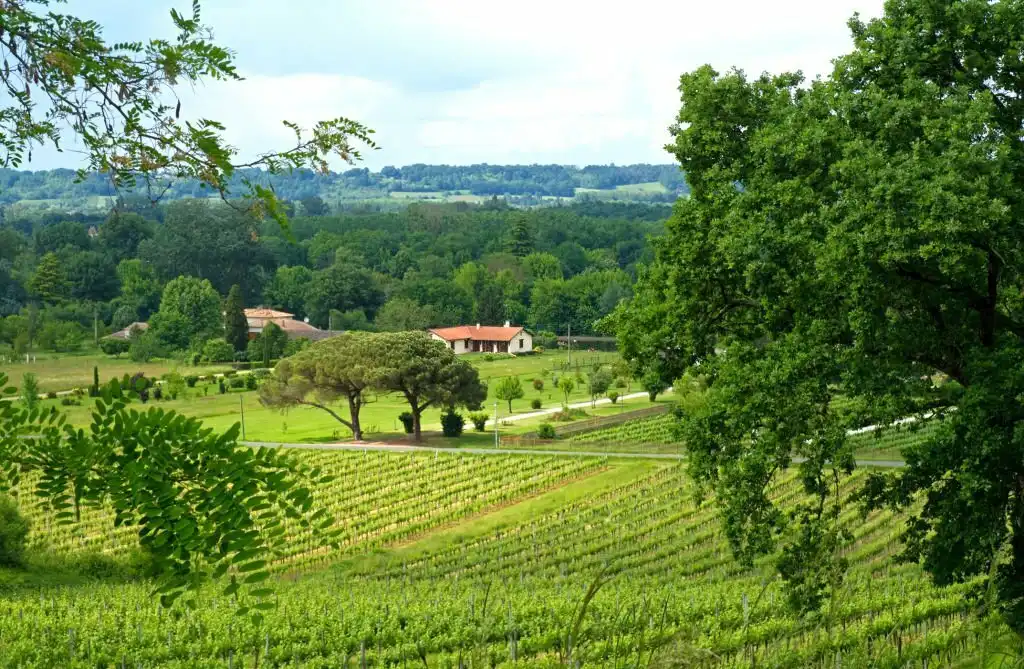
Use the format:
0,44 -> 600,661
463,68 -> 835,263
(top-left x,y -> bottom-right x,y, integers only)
348,393 -> 362,441
412,409 -> 422,442
507,399 -> 513,414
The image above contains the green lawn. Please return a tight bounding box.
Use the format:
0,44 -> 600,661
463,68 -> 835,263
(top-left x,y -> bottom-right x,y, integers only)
0,351 -> 230,393
37,351 -> 635,444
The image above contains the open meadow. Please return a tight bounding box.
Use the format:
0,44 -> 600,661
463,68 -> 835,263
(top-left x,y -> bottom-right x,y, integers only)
0,351 -> 230,394
35,350 -> 653,445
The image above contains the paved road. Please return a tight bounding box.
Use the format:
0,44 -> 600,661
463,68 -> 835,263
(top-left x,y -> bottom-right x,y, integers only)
242,439 -> 907,468
495,389 -> 669,424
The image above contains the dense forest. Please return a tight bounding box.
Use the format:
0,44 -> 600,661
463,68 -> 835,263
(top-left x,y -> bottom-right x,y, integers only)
0,163 -> 689,208
0,197 -> 669,361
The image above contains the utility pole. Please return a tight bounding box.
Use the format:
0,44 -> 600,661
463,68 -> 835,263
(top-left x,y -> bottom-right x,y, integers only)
567,323 -> 572,366
239,395 -> 246,440
494,401 -> 499,449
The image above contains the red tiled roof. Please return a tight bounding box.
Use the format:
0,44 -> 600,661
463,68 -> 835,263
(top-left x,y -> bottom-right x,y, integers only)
248,317 -> 321,333
244,308 -> 293,318
429,325 -> 524,342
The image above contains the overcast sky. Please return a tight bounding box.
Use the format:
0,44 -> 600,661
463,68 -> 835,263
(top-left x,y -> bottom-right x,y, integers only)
35,0 -> 886,170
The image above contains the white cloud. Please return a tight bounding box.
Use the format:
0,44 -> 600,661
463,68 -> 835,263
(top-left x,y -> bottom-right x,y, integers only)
30,0 -> 888,169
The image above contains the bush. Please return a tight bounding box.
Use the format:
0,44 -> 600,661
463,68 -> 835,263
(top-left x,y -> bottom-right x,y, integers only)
37,320 -> 85,352
532,378 -> 544,391
440,410 -> 465,438
468,412 -> 489,432
128,331 -> 162,363
642,371 -> 669,402
229,377 -> 245,389
45,391 -> 57,400
534,346 -> 545,354
552,408 -> 588,422
531,398 -> 542,410
283,337 -> 311,357
184,375 -> 199,388
608,391 -> 619,404
218,378 -> 226,394
398,412 -> 415,434
0,495 -> 30,566
537,423 -> 557,439
244,374 -> 258,391
535,331 -> 558,349
201,338 -> 235,363
483,353 -> 495,361
614,377 -> 627,388
152,386 -> 163,400
99,338 -> 130,357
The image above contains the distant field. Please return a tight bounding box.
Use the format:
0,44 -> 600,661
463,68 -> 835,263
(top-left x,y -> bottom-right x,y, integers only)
575,181 -> 669,197
388,190 -> 446,199
0,351 -> 230,393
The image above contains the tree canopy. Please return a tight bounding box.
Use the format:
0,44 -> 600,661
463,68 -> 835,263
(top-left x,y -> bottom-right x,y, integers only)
609,0 -> 1024,633
372,332 -> 487,441
260,332 -> 378,440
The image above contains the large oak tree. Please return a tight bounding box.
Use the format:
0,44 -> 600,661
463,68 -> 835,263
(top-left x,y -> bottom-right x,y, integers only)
608,0 -> 1024,635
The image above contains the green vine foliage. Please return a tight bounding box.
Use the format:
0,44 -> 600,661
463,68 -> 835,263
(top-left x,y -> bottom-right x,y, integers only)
0,372 -> 339,623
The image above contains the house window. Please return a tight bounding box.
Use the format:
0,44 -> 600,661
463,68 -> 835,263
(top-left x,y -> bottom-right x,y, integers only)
450,342 -> 455,350
519,338 -> 524,349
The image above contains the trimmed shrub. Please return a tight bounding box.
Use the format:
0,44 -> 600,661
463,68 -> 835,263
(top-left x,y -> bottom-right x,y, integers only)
608,391 -> 619,404
218,378 -> 226,394
440,410 -> 465,438
398,412 -> 415,434
244,374 -> 257,391
184,375 -> 199,388
532,378 -> 544,391
468,412 -> 489,432
530,398 -> 542,410
201,338 -> 235,363
229,377 -> 245,389
537,423 -> 557,439
0,496 -> 30,566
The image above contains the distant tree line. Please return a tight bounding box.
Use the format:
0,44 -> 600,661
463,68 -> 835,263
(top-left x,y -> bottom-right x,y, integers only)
0,199 -> 668,360
0,163 -> 689,206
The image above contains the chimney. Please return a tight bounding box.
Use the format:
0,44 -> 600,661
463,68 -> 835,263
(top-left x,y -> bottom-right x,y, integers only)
504,320 -> 510,327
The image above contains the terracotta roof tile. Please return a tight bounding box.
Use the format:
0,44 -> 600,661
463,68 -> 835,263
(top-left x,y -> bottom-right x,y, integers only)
429,325 -> 524,342
244,308 -> 293,318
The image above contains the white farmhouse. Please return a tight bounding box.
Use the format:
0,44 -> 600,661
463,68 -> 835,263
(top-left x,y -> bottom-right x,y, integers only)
429,322 -> 533,354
